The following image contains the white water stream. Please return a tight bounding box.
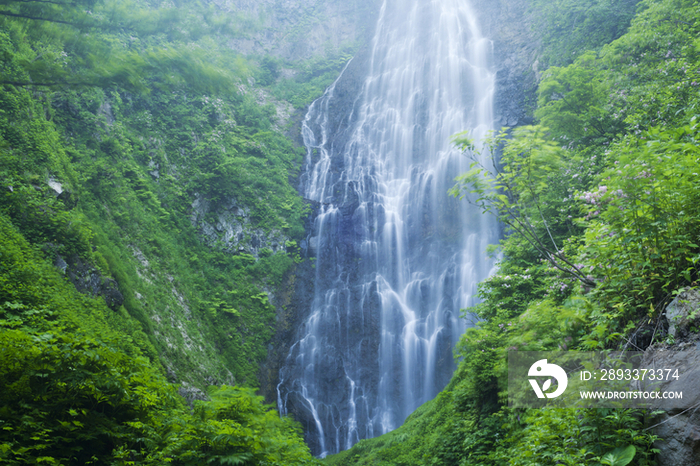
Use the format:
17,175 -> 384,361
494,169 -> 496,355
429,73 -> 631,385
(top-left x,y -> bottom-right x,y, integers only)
278,0 -> 499,456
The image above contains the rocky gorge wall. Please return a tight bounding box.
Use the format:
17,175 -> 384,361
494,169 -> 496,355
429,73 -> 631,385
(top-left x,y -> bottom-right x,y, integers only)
215,0 -> 378,61
472,0 -> 540,129
647,289 -> 700,466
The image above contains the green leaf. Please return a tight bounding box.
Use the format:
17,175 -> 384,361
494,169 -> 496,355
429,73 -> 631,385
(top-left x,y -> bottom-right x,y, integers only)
600,445 -> 636,466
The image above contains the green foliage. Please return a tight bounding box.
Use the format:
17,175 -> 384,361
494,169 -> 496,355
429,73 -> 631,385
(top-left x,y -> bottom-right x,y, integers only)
581,120 -> 700,319
599,0 -> 700,132
450,126 -> 592,286
468,265 -> 548,321
255,55 -> 282,86
491,408 -> 655,466
529,0 -> 642,66
0,0 -> 249,93
0,324 -> 317,465
162,386 -> 319,466
600,445 -> 637,466
270,49 -> 355,108
536,53 -> 624,146
0,326 -> 179,465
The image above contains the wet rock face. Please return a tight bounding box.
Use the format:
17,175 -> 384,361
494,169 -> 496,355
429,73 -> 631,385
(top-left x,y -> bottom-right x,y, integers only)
666,288 -> 700,339
190,194 -> 289,259
257,200 -> 320,404
472,0 -> 539,128
643,344 -> 700,466
55,254 -> 124,310
638,289 -> 700,466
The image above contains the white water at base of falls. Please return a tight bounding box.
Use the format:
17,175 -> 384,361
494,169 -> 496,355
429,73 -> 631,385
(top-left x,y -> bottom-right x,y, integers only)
277,0 -> 499,457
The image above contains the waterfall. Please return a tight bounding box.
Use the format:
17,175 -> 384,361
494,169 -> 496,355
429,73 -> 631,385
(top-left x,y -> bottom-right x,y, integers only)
277,0 -> 499,456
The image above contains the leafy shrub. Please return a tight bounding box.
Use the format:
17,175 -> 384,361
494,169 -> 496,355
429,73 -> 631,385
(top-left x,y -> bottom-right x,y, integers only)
581,120 -> 700,319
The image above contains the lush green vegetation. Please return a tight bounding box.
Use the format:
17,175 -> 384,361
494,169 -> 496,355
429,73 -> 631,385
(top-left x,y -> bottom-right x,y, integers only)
267,49 -> 356,109
529,0 -> 643,67
0,214 -> 318,464
0,0 -> 307,388
324,0 -> 700,464
0,0 -> 358,462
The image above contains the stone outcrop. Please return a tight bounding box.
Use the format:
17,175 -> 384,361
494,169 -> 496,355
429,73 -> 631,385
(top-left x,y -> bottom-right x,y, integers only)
643,344 -> 700,466
47,177 -> 77,209
473,0 -> 540,128
178,381 -> 209,407
643,288 -> 700,466
666,288 -> 700,339
213,0 -> 379,61
54,253 -> 124,310
190,194 -> 289,259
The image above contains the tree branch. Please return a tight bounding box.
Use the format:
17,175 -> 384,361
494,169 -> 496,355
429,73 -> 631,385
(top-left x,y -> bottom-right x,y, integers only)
1,79 -> 92,87
0,9 -> 133,31
0,9 -> 81,26
501,207 -> 595,287
524,147 -> 560,252
6,0 -> 79,6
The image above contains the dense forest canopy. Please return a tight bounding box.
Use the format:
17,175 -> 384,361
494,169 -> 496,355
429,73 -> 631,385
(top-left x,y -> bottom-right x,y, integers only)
1,0 -> 699,464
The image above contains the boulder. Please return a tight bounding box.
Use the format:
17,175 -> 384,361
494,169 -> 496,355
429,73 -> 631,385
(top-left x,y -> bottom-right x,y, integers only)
55,254 -> 125,311
643,345 -> 700,466
666,288 -> 700,338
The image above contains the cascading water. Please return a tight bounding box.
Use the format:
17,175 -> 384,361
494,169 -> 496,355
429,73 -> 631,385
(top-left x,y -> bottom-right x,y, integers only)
277,0 -> 499,456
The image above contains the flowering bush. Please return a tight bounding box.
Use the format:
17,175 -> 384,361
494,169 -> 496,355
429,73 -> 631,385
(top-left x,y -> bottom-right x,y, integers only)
580,120 -> 700,317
